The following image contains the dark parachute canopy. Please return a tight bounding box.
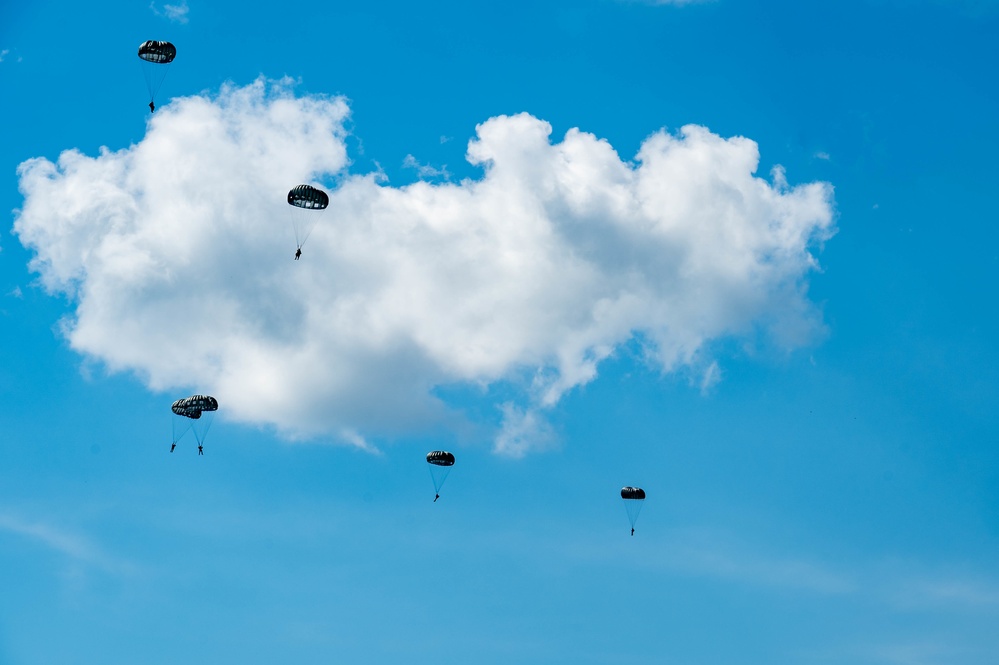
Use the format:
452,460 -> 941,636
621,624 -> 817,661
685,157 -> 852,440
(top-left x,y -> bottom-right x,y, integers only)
172,395 -> 218,418
621,487 -> 646,500
286,185 -> 330,251
137,40 -> 176,111
288,185 -> 330,210
621,486 -> 646,535
170,394 -> 218,452
171,398 -> 202,419
427,451 -> 455,467
138,40 -> 176,64
426,451 -> 455,502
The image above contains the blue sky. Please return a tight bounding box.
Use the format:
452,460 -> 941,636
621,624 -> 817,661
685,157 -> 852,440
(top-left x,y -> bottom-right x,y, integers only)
2,1 -> 998,663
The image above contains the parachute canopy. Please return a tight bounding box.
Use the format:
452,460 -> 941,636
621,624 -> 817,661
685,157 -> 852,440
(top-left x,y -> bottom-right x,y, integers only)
138,40 -> 176,64
171,395 -> 218,419
427,451 -> 455,467
621,487 -> 646,500
287,185 -> 329,210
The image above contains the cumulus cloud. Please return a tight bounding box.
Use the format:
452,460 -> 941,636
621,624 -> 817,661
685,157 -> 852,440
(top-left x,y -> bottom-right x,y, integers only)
150,0 -> 189,23
402,154 -> 450,180
14,78 -> 834,454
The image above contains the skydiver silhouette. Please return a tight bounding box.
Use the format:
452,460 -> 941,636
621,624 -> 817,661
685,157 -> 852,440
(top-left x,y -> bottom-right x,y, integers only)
149,101 -> 155,113
631,528 -> 635,536
434,494 -> 439,503
294,247 -> 302,260
198,444 -> 204,455
170,443 -> 176,453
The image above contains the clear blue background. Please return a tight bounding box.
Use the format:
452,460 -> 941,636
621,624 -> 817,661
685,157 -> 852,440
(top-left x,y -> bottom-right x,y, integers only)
2,1 -> 998,663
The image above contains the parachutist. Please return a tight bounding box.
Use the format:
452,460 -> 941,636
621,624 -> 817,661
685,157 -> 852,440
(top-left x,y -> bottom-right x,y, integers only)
622,486 -> 645,537
170,443 -> 176,453
295,247 -> 302,260
427,451 -> 455,504
149,101 -> 155,113
198,445 -> 203,455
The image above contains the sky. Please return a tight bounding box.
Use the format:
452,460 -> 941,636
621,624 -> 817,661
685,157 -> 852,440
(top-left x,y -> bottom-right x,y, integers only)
1,0 -> 998,663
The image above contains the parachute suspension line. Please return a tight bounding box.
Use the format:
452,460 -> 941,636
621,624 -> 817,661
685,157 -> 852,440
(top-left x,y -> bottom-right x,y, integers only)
139,60 -> 172,105
193,410 -> 216,446
427,464 -> 452,496
298,215 -> 322,247
172,413 -> 191,446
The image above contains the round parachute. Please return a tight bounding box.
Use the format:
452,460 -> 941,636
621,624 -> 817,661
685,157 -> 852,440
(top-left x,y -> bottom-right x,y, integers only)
287,185 -> 330,210
621,487 -> 646,500
427,451 -> 455,467
171,398 -> 202,419
621,486 -> 646,535
138,41 -> 176,64
184,395 -> 219,412
427,451 -> 455,502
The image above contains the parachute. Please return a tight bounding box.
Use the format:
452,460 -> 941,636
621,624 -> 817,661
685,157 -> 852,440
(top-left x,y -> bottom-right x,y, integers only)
137,40 -> 176,111
426,451 -> 455,502
170,394 -> 218,454
287,185 -> 330,252
621,486 -> 646,536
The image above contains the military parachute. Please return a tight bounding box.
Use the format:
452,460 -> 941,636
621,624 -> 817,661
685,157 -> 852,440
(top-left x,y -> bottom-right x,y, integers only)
170,394 -> 218,455
287,184 -> 329,257
426,451 -> 455,502
138,40 -> 176,112
621,486 -> 646,536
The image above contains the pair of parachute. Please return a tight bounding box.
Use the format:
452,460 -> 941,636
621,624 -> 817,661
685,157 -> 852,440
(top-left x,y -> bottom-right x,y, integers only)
170,394 -> 218,454
136,44 -> 332,256
427,450 -> 645,535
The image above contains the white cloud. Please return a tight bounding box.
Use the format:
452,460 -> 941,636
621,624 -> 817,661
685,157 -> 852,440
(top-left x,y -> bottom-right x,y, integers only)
14,78 -> 834,453
699,360 -> 721,394
150,0 -> 189,23
494,403 -> 557,458
0,512 -> 134,575
0,49 -> 9,62
402,154 -> 450,180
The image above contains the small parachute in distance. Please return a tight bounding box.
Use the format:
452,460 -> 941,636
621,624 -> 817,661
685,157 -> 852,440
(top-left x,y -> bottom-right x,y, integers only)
137,40 -> 176,112
287,185 -> 330,255
427,450 -> 455,503
621,486 -> 646,536
170,394 -> 218,455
